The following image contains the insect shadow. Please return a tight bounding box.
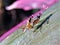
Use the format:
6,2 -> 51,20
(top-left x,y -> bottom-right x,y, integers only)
33,14 -> 53,32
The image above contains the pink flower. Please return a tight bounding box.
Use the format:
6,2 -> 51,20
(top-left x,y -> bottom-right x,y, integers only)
6,0 -> 57,11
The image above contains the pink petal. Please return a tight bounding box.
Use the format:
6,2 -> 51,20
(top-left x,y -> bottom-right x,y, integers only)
6,0 -> 58,11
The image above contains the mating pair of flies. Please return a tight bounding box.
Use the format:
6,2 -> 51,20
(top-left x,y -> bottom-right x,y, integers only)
22,13 -> 53,32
